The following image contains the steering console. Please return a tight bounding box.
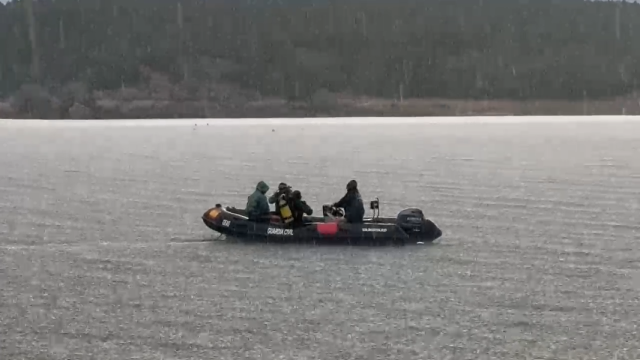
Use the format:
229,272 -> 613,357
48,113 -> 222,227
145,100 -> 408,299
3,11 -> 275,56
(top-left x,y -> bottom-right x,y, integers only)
322,204 -> 345,218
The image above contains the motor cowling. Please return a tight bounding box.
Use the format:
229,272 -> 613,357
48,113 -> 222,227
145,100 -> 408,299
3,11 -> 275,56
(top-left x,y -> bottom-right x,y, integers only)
396,208 -> 442,241
396,208 -> 427,235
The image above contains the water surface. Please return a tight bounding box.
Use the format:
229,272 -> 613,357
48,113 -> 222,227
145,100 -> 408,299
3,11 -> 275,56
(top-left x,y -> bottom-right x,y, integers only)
1,117 -> 639,359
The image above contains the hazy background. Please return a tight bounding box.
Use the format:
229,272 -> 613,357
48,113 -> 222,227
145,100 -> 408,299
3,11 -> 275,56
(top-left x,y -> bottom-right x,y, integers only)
3,0 -> 640,118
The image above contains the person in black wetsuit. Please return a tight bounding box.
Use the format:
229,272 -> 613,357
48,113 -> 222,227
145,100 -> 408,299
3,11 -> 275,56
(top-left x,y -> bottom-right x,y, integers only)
269,183 -> 292,206
268,182 -> 292,217
289,190 -> 313,228
333,179 -> 365,224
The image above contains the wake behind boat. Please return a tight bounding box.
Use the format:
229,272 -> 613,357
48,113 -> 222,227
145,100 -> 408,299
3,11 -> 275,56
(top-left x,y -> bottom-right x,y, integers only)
201,198 -> 442,246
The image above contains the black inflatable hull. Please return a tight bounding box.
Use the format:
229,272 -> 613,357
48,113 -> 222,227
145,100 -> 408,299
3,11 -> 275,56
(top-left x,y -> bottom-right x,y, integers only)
201,205 -> 442,246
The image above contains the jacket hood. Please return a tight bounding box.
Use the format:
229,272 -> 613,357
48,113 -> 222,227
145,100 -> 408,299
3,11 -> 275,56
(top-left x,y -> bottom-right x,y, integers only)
256,180 -> 269,193
346,179 -> 358,191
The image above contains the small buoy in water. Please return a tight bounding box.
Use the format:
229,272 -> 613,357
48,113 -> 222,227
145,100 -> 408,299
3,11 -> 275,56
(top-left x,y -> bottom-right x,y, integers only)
272,129 -> 275,132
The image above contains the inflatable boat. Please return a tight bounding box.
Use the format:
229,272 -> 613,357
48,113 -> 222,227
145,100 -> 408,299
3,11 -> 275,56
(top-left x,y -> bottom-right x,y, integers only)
201,198 -> 442,246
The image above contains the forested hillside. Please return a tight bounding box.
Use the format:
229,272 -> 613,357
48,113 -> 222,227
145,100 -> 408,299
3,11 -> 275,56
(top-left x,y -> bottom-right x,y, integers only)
1,0 -> 638,118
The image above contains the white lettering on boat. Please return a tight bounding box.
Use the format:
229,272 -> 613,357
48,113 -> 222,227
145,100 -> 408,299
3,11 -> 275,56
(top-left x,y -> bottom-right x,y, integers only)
267,227 -> 294,236
222,219 -> 231,227
363,228 -> 387,232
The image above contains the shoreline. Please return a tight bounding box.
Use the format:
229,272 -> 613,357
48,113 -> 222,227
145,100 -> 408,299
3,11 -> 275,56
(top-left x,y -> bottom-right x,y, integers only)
3,116 -> 640,128
3,87 -> 640,120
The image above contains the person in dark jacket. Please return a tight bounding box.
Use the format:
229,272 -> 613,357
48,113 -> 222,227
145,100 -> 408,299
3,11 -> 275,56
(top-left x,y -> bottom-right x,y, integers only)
289,190 -> 313,228
333,179 -> 365,224
245,180 -> 271,221
269,182 -> 292,213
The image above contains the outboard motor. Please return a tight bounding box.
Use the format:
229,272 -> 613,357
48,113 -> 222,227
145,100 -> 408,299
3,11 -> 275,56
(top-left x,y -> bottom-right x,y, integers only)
396,208 -> 441,240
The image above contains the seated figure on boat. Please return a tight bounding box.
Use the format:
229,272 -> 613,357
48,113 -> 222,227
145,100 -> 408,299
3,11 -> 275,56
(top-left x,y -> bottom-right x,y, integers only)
269,182 -> 293,221
289,190 -> 313,228
268,182 -> 296,224
245,180 -> 271,222
332,180 -> 365,224
269,182 -> 292,206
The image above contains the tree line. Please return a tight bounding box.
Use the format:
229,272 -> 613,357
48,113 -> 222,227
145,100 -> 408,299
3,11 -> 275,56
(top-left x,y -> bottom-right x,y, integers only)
0,0 -> 638,101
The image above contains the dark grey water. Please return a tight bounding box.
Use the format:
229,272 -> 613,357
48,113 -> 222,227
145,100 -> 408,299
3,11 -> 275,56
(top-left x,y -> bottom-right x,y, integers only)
1,118 -> 640,359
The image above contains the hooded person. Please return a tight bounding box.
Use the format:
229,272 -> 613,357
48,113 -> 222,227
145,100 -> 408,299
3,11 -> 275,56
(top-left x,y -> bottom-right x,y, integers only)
245,180 -> 271,221
333,179 -> 365,224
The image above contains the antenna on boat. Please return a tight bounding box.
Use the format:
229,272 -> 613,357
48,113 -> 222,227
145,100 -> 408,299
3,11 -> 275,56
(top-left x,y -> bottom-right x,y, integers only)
369,197 -> 379,219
